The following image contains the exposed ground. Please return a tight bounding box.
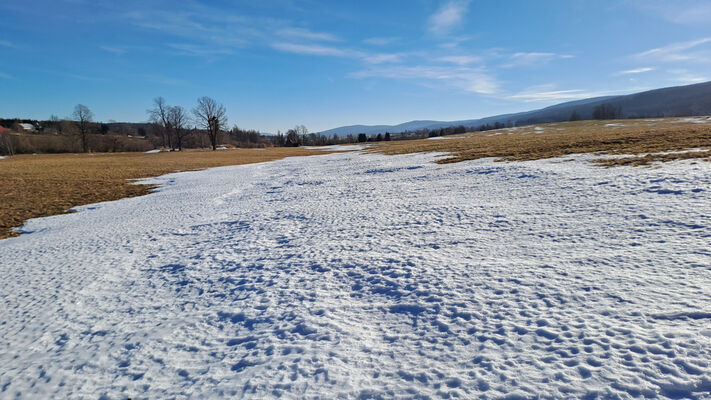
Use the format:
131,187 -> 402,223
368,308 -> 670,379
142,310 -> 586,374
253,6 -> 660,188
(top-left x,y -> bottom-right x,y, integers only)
1,151 -> 709,399
373,117 -> 711,166
0,148 -> 338,239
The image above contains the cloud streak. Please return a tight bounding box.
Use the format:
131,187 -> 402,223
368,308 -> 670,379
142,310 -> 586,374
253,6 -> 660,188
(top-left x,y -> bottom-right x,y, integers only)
635,37 -> 711,62
428,0 -> 471,35
504,52 -> 573,67
509,86 -> 611,102
617,67 -> 654,75
351,65 -> 498,94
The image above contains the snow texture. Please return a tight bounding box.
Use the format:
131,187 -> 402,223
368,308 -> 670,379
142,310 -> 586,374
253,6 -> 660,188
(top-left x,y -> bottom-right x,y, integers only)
1,152 -> 711,399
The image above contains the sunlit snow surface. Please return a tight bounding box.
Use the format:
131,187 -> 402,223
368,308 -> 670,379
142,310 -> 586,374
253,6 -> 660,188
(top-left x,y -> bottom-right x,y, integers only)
1,152 -> 711,399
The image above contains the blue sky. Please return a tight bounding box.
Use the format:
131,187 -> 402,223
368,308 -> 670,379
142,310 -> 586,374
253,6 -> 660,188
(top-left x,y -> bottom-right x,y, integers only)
1,0 -> 710,132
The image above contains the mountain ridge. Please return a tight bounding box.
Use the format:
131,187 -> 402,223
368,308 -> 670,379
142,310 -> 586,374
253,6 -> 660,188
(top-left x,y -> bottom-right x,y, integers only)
317,81 -> 711,137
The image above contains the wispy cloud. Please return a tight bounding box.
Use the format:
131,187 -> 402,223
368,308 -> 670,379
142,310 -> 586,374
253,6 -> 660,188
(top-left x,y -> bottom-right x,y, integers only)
617,67 -> 655,75
167,43 -> 234,57
277,27 -> 340,42
351,65 -> 498,94
428,0 -> 471,35
137,74 -> 191,87
271,42 -> 404,64
635,37 -> 711,62
440,55 -> 482,65
0,40 -> 18,49
664,3 -> 711,24
504,52 -> 573,67
0,71 -> 13,80
100,45 -> 128,55
271,42 -> 353,57
632,1 -> 711,25
509,85 -> 610,102
667,69 -> 709,85
363,37 -> 399,46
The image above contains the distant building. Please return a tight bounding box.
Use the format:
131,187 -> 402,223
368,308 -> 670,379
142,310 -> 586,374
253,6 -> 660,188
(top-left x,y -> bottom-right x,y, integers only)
16,123 -> 37,132
0,126 -> 7,134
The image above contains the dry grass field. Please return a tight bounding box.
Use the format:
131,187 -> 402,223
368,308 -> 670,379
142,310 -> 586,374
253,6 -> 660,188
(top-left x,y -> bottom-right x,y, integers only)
0,148 -> 337,239
373,117 -> 711,166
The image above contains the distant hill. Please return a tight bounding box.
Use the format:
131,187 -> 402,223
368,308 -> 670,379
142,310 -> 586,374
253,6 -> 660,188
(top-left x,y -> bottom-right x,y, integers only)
318,81 -> 711,136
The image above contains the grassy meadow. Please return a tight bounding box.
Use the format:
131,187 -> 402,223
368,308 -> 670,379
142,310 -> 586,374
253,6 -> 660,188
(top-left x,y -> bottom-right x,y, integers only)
373,117 -> 711,166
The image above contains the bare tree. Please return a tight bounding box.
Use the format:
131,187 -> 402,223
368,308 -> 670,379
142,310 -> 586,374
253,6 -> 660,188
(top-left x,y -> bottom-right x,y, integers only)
285,128 -> 300,147
49,114 -> 62,134
193,96 -> 227,151
148,97 -> 172,149
167,105 -> 189,151
72,104 -> 94,152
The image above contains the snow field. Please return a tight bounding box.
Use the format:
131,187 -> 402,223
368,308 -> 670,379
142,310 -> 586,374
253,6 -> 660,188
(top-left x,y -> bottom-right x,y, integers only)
1,151 -> 710,399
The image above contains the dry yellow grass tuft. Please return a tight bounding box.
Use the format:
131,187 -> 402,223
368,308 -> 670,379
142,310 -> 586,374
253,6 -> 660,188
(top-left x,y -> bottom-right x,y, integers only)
372,117 -> 711,166
0,148 -> 339,239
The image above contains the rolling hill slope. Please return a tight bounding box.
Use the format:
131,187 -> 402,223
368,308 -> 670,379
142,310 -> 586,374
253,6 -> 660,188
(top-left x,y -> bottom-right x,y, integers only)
318,81 -> 711,136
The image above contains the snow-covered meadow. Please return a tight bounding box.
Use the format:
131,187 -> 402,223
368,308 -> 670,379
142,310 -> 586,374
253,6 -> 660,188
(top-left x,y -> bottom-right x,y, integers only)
1,150 -> 710,399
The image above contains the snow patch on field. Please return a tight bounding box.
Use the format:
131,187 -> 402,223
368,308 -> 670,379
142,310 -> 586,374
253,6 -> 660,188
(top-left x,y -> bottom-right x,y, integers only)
144,149 -> 161,153
1,152 -> 711,399
678,117 -> 711,124
302,144 -> 366,151
427,136 -> 459,140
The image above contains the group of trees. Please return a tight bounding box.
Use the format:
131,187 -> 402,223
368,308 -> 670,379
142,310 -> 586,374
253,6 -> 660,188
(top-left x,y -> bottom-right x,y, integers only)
148,96 -> 226,151
592,103 -> 623,120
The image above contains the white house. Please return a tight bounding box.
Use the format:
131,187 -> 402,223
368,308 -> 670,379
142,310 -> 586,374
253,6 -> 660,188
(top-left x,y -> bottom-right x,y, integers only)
17,123 -> 37,132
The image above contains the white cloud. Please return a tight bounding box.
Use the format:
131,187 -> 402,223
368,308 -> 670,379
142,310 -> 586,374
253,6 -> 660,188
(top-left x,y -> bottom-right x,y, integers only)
168,43 -> 234,57
635,37 -> 711,62
271,42 -> 354,57
365,53 -> 406,64
509,85 -> 611,102
667,69 -> 709,85
271,43 -> 404,64
363,37 -> 398,46
428,0 -> 471,35
632,1 -> 711,25
351,65 -> 498,94
504,52 -> 573,67
277,27 -> 340,42
440,55 -> 481,65
0,71 -> 13,80
0,40 -> 17,48
100,46 -> 127,55
617,67 -> 654,75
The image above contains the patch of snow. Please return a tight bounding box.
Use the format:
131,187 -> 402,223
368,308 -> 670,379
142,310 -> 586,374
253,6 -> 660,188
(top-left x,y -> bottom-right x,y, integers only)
426,136 -> 458,140
215,146 -> 228,150
678,117 -> 711,124
0,156 -> 6,160
1,152 -> 711,398
144,149 -> 161,154
302,144 -> 366,151
605,123 -> 625,127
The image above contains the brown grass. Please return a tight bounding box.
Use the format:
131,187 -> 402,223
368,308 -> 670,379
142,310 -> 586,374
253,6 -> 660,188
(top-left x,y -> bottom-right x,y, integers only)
0,148 -> 339,239
372,117 -> 711,166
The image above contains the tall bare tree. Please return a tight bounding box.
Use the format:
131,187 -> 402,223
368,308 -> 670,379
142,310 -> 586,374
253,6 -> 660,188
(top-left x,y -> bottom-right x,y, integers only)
167,106 -> 189,151
193,96 -> 227,151
72,104 -> 94,152
148,97 -> 172,149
